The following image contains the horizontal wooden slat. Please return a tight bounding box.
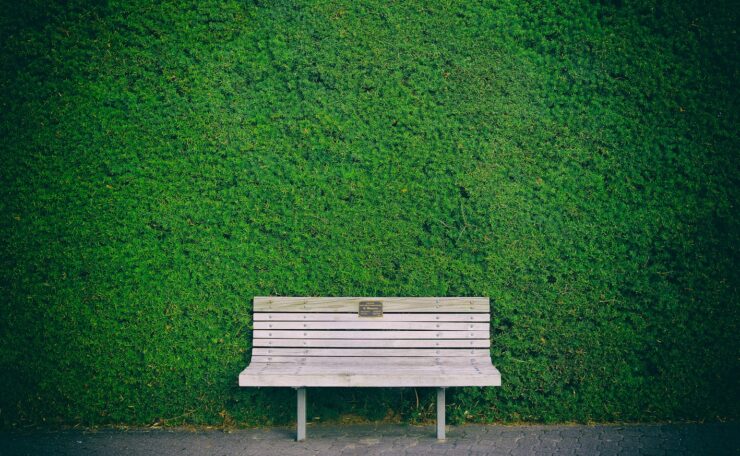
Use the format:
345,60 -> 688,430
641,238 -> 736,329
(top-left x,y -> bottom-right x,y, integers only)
254,330 -> 488,339
254,297 -> 489,313
251,348 -> 491,357
239,375 -> 501,387
255,313 -> 490,322
245,365 -> 499,373
250,356 -> 493,366
239,369 -> 501,387
254,339 -> 490,348
254,322 -> 488,330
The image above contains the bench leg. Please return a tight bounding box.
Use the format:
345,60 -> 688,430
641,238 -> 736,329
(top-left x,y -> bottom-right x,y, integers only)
437,387 -> 446,441
296,387 -> 306,441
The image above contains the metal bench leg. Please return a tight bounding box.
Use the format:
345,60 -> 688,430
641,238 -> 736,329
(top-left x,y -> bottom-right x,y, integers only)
437,387 -> 446,441
296,387 -> 306,441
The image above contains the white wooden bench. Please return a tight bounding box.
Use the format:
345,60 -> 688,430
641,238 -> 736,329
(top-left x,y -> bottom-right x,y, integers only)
238,297 -> 501,441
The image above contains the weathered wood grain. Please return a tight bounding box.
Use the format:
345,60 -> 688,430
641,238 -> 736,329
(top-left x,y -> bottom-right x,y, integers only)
251,348 -> 491,357
254,321 -> 488,330
253,338 -> 490,348
249,356 -> 494,365
239,370 -> 501,387
254,297 -> 489,313
254,313 -> 490,322
244,365 -> 499,374
253,330 -> 488,339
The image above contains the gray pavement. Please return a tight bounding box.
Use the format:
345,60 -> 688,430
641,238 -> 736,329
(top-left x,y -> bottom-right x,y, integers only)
1,423 -> 738,455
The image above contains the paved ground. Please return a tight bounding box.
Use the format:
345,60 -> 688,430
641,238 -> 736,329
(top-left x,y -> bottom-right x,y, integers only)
1,423 -> 738,455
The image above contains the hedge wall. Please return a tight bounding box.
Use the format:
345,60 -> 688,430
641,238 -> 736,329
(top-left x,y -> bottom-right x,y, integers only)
1,0 -> 738,428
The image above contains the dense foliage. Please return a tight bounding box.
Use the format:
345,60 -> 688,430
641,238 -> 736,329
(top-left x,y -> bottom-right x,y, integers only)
1,0 -> 738,428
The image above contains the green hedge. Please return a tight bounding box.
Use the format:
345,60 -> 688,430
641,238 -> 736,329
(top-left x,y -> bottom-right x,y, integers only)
1,0 -> 738,428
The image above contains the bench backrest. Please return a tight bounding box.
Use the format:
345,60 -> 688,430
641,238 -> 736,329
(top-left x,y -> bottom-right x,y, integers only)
251,297 -> 490,361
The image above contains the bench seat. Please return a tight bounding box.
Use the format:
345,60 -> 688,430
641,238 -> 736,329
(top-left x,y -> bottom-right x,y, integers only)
239,357 -> 501,387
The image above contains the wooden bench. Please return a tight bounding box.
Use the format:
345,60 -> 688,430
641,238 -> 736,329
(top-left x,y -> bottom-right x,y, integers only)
238,297 -> 501,441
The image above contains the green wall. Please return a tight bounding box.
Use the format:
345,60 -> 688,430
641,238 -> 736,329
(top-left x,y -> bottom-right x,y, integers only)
1,0 -> 738,427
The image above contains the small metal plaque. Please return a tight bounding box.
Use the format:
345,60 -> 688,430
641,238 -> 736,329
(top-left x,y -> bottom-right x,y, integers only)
359,301 -> 383,317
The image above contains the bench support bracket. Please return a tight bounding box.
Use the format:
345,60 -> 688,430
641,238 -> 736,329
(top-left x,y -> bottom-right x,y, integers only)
296,387 -> 306,441
437,387 -> 446,440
